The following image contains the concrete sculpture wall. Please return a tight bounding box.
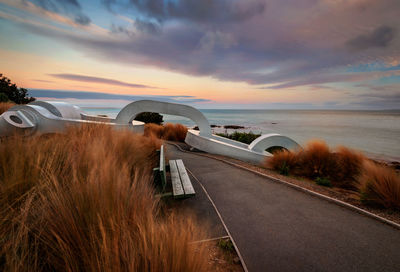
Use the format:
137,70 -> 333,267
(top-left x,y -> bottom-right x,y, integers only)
0,101 -> 144,137
0,100 -> 301,164
116,100 -> 212,137
115,100 -> 301,164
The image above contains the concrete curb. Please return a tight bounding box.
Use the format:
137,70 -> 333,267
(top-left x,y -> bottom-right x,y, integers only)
168,142 -> 400,231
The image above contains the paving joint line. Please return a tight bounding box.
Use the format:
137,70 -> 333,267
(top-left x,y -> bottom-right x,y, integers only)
186,168 -> 249,272
190,235 -> 230,244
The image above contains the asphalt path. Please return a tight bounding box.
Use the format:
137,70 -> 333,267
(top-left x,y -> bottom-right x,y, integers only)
166,144 -> 400,272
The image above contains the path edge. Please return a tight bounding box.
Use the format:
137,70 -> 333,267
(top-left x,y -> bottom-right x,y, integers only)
168,142 -> 400,231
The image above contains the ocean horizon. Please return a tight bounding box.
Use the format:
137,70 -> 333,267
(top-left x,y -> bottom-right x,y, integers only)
82,107 -> 400,162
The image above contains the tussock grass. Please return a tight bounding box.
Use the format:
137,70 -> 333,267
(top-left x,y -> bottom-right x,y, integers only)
266,140 -> 400,209
266,140 -> 365,188
0,125 -> 207,271
0,102 -> 15,114
267,150 -> 298,176
358,161 -> 400,209
145,123 -> 188,142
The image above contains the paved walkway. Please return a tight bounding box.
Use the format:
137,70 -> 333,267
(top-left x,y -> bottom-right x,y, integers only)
167,144 -> 400,272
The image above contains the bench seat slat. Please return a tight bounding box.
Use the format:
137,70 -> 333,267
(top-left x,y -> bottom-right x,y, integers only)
169,160 -> 184,197
176,159 -> 195,196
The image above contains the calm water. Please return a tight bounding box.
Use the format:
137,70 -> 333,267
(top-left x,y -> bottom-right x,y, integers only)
83,108 -> 400,161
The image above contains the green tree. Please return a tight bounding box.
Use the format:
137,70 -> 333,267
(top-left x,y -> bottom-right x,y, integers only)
0,92 -> 8,102
0,74 -> 35,104
134,112 -> 163,125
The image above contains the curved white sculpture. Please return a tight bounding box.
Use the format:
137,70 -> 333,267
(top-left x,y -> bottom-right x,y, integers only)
0,99 -> 301,164
249,133 -> 301,153
114,100 -> 301,164
0,101 -> 144,137
116,100 -> 212,137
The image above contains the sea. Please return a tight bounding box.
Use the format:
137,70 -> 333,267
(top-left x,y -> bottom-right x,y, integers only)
83,108 -> 400,162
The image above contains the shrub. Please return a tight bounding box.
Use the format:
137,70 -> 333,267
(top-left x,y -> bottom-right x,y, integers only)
216,131 -> 261,145
0,125 -> 207,271
267,150 -> 298,176
144,123 -> 188,142
0,74 -> 35,104
163,123 -> 188,142
331,146 -> 365,189
0,102 -> 15,114
266,140 -> 366,189
134,112 -> 163,125
217,238 -> 234,253
358,161 -> 400,210
315,177 -> 332,187
297,140 -> 334,179
0,93 -> 8,102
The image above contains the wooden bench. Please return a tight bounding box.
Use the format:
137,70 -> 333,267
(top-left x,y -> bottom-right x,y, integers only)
153,145 -> 195,199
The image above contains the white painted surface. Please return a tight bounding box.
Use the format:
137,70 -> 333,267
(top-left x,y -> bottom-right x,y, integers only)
116,100 -> 212,137
248,133 -> 301,153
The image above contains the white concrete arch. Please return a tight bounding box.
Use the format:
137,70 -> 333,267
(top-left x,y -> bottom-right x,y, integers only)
248,133 -> 301,153
116,100 -> 212,137
0,102 -> 144,137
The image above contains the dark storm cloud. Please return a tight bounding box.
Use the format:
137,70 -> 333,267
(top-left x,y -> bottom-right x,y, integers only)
7,0 -> 400,91
28,0 -> 91,25
104,0 -> 266,23
110,24 -> 135,37
134,19 -> 160,34
49,73 -> 158,89
346,26 -> 396,51
74,14 -> 90,25
29,89 -> 210,103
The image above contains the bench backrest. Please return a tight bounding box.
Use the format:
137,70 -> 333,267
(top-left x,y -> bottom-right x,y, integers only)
159,145 -> 167,190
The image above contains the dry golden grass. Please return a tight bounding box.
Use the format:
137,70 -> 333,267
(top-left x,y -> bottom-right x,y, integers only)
0,125 -> 207,272
358,161 -> 400,209
265,140 -> 366,188
332,146 -> 366,188
0,102 -> 15,114
145,123 -> 188,142
297,140 -> 334,179
267,150 -> 298,175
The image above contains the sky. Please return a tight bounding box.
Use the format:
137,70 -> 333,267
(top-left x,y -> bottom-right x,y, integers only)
0,0 -> 399,109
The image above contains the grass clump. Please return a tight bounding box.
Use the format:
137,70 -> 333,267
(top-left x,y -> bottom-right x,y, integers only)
358,161 -> 400,209
217,238 -> 234,253
315,177 -> 332,187
0,125 -> 207,271
145,123 -> 188,142
0,102 -> 15,114
267,140 -> 365,189
267,150 -> 298,176
266,140 -> 400,209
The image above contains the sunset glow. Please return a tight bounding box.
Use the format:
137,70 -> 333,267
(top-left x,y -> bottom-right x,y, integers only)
0,0 -> 399,109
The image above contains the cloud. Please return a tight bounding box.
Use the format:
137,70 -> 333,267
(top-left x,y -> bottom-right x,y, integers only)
105,0 -> 266,23
49,73 -> 159,89
29,89 -> 211,103
28,0 -> 91,25
110,23 -> 134,37
74,14 -> 90,25
134,19 -> 160,34
346,25 -> 396,51
3,0 -> 400,92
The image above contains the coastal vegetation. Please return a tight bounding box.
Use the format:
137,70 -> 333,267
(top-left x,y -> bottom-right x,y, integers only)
145,123 -> 188,142
0,125 -> 207,271
134,112 -> 164,125
266,140 -> 400,209
0,74 -> 35,104
216,131 -> 261,145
